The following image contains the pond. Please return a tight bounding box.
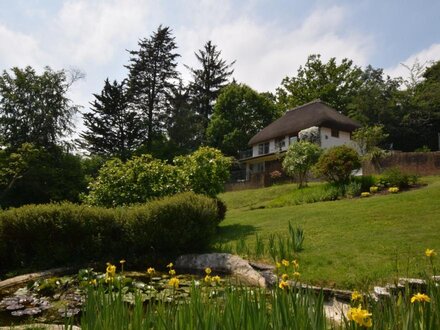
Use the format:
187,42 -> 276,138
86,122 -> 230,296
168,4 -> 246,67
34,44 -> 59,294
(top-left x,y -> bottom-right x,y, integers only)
0,267 -> 220,327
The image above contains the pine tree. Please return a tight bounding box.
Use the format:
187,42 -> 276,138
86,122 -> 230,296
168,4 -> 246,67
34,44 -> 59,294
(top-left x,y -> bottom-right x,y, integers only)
186,41 -> 235,132
126,25 -> 180,150
80,79 -> 145,160
165,81 -> 203,154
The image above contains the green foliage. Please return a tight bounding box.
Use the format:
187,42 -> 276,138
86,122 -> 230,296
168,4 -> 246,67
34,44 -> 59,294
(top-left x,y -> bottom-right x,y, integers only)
352,125 -> 389,156
86,147 -> 231,206
276,54 -> 362,113
206,83 -> 280,157
80,79 -> 145,160
351,175 -> 376,192
174,146 -> 232,198
186,40 -> 235,132
282,141 -> 322,188
81,283 -> 326,330
313,145 -> 361,184
0,192 -> 220,272
126,25 -> 180,150
0,66 -> 80,149
344,180 -> 362,198
85,154 -> 183,207
380,168 -> 418,189
0,144 -> 86,208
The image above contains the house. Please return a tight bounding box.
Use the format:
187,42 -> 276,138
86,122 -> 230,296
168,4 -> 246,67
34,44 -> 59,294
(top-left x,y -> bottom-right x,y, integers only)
239,100 -> 361,180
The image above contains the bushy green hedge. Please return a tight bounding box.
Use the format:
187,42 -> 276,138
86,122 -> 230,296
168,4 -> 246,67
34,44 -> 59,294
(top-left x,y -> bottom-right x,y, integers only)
0,192 -> 219,272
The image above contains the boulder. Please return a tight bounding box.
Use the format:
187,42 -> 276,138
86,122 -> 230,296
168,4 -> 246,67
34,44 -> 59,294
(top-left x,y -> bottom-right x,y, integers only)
175,253 -> 267,287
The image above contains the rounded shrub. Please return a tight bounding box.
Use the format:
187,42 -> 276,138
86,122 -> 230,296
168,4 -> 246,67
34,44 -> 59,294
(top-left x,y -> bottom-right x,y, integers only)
313,145 -> 361,184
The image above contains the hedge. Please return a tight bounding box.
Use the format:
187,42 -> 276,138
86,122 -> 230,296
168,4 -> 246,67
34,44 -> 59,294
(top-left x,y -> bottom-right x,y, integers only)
0,192 -> 220,272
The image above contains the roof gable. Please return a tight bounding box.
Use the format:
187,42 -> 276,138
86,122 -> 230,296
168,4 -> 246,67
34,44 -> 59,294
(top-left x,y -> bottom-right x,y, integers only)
248,100 -> 361,145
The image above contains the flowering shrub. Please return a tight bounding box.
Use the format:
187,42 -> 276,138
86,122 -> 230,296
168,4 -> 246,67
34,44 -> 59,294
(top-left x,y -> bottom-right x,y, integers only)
269,170 -> 282,179
388,187 -> 399,193
298,126 -> 320,145
361,192 -> 370,197
282,141 -> 322,188
369,186 -> 379,193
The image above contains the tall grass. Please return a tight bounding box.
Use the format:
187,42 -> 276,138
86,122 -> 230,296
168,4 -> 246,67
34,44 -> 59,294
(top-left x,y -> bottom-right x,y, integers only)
80,284 -> 326,330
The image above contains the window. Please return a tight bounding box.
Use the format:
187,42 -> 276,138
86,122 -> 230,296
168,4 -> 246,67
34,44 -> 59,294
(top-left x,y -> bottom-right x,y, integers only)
275,137 -> 286,150
251,162 -> 265,173
258,142 -> 270,155
289,136 -> 298,145
331,129 -> 339,138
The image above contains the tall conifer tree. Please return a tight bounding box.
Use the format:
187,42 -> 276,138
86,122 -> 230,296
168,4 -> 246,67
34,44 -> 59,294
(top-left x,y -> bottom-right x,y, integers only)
80,79 -> 144,160
186,41 -> 235,134
126,25 -> 180,150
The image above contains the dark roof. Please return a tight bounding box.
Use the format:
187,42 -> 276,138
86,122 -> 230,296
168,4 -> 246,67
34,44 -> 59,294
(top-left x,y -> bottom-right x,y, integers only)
248,100 -> 361,145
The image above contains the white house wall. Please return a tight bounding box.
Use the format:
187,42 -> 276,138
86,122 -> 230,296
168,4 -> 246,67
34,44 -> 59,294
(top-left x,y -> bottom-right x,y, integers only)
320,127 -> 352,149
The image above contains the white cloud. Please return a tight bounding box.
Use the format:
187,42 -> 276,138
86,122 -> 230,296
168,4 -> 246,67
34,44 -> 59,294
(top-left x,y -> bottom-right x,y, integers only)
0,23 -> 47,69
176,4 -> 372,92
53,0 -> 152,65
385,43 -> 440,80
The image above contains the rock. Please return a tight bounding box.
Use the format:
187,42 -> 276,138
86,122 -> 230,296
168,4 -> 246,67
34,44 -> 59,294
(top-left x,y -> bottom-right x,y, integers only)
175,253 -> 266,287
0,267 -> 71,291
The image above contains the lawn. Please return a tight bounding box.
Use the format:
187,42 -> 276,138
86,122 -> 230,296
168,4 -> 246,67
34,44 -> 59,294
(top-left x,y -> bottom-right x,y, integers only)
216,176 -> 440,289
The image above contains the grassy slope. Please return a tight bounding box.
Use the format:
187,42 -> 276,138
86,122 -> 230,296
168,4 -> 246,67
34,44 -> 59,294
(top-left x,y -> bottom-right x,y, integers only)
217,177 -> 440,289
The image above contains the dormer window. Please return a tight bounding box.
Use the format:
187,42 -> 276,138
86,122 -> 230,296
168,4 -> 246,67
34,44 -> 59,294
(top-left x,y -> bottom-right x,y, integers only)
258,142 -> 270,155
331,129 -> 339,138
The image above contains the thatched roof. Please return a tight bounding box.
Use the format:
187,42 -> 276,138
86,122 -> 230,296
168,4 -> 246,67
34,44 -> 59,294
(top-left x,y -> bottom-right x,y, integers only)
248,100 -> 361,145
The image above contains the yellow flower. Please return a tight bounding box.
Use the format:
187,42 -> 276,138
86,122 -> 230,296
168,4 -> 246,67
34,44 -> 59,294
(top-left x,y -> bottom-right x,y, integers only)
281,259 -> 289,267
369,186 -> 378,193
205,267 -> 212,275
293,271 -> 300,279
147,267 -> 155,275
204,275 -> 211,283
106,264 -> 116,277
89,279 -> 97,286
425,249 -> 437,258
411,293 -> 430,303
168,277 -> 179,289
119,259 -> 126,264
279,280 -> 289,290
281,273 -> 289,281
388,187 -> 399,193
347,305 -> 372,328
292,259 -> 299,269
361,192 -> 370,197
212,275 -> 221,284
167,262 -> 174,268
169,269 -> 176,276
276,262 -> 281,268
351,290 -> 362,301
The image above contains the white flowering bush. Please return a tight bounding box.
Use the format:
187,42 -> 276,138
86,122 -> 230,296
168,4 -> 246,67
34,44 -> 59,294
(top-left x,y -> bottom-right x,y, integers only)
298,126 -> 320,145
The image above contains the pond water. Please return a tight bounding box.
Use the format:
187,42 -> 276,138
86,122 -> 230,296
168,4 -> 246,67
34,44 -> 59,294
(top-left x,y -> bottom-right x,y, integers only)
0,268 -> 214,327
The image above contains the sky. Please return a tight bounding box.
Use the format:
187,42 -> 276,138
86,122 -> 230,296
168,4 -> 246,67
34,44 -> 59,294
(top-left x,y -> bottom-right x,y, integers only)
0,0 -> 440,130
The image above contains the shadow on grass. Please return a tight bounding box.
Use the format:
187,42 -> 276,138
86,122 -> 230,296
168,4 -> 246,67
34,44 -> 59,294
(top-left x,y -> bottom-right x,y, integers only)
213,224 -> 256,245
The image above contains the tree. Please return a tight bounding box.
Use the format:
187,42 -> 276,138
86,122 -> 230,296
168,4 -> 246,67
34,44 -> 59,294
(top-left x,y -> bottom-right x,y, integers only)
80,79 -> 145,160
0,143 -> 86,208
126,25 -> 180,150
0,66 -> 80,149
347,65 -> 402,126
352,125 -> 389,156
276,54 -> 362,113
207,83 -> 280,157
186,41 -> 235,132
313,145 -> 361,184
282,141 -> 322,188
165,82 -> 203,156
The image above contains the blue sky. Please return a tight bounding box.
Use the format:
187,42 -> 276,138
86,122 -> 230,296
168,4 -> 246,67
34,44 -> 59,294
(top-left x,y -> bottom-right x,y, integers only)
0,0 -> 439,126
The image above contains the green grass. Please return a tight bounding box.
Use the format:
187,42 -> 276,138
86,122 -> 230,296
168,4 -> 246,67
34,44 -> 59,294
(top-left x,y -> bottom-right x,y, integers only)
217,177 -> 440,289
